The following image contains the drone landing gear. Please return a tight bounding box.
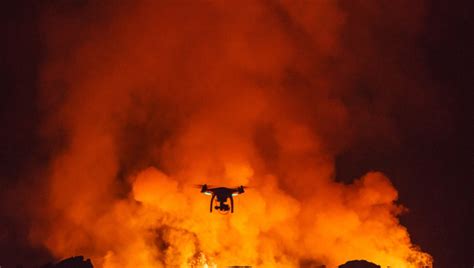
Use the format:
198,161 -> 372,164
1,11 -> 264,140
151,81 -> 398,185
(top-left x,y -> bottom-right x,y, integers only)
210,194 -> 216,213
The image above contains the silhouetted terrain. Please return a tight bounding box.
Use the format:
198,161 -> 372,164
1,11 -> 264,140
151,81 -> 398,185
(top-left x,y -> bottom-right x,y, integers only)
39,256 -> 93,268
338,260 -> 380,268
30,256 -> 381,268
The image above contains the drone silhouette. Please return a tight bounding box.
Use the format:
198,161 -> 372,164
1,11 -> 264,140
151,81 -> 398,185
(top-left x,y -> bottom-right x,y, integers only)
196,184 -> 247,214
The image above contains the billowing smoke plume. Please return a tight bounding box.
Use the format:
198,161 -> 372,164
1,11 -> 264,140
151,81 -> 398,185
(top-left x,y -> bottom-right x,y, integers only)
30,1 -> 432,267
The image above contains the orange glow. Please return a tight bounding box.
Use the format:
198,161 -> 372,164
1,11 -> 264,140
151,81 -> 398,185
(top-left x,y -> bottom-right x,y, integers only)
31,1 -> 432,267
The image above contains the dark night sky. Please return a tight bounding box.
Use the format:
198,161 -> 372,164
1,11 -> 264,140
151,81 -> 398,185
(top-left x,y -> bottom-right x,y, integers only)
0,1 -> 472,267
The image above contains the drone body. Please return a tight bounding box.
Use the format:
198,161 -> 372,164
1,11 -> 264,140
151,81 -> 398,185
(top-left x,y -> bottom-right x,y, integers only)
198,184 -> 246,213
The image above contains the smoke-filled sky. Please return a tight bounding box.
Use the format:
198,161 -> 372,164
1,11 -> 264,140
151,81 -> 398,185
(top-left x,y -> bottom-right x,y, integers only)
0,1 -> 472,268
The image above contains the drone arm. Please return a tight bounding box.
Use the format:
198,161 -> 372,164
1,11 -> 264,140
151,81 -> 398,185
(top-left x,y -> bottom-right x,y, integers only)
230,195 -> 234,213
210,194 -> 215,213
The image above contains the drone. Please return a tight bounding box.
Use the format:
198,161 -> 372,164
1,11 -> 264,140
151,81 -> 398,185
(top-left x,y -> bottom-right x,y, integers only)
196,184 -> 247,214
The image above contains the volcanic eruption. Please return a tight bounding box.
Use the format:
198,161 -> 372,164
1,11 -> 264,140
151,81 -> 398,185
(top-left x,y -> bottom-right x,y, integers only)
18,1 -> 435,267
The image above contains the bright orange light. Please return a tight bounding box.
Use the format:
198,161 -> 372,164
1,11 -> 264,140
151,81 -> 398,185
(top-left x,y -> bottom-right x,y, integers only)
32,1 -> 432,267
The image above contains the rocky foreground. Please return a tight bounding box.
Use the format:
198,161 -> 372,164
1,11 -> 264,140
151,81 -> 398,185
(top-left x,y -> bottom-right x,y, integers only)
39,256 -> 380,268
39,256 -> 93,268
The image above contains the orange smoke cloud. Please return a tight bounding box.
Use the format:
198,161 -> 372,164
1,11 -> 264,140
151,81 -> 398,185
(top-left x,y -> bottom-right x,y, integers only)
31,1 -> 432,267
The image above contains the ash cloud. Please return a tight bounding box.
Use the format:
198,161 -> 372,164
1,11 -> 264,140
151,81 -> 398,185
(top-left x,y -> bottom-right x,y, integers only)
7,1 -> 436,267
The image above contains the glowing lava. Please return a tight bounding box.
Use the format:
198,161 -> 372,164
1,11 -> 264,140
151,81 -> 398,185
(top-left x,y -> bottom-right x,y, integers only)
30,1 -> 432,267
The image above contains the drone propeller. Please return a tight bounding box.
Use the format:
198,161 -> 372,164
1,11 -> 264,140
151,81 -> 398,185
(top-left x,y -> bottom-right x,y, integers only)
231,185 -> 251,195
234,185 -> 251,190
192,184 -> 216,189
192,184 -> 216,195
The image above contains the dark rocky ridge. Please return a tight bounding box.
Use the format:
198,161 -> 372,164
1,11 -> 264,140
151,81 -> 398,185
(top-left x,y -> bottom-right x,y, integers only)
39,256 -> 93,268
339,260 -> 381,268
34,256 -> 381,268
